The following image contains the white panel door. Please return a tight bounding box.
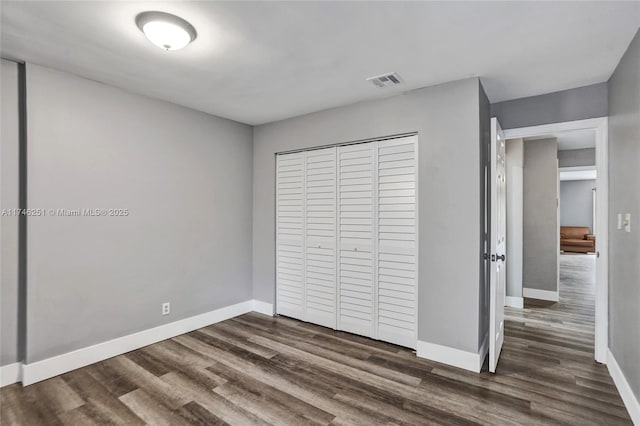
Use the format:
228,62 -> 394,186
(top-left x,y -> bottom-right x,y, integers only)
276,152 -> 305,321
305,147 -> 337,329
376,136 -> 418,348
489,118 -> 507,373
338,143 -> 376,338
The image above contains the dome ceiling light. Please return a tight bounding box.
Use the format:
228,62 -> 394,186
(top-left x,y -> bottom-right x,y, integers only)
136,11 -> 197,51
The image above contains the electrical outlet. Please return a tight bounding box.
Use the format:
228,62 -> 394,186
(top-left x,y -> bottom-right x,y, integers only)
624,213 -> 631,233
162,302 -> 170,316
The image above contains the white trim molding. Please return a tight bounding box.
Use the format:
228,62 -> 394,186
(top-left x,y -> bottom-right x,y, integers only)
502,117 -> 607,140
252,300 -> 275,316
523,288 -> 559,302
608,349 -> 640,425
22,300 -> 256,386
593,118 -> 609,364
558,165 -> 597,173
0,362 -> 22,387
503,117 -> 608,364
505,296 -> 524,309
417,336 -> 488,373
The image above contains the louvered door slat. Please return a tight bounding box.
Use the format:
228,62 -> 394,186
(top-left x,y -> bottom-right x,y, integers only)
305,147 -> 337,329
276,152 -> 305,320
376,136 -> 418,348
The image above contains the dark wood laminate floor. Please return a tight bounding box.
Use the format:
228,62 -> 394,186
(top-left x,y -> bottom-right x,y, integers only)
2,254 -> 631,425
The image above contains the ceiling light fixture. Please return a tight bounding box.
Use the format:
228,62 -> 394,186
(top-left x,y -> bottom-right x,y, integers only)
136,11 -> 197,51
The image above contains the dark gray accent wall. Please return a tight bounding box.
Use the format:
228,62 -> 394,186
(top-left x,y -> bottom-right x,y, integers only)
24,64 -> 254,363
558,148 -> 596,168
506,139 -> 524,298
491,83 -> 608,130
253,78 -> 485,353
478,82 -> 491,350
1,59 -> 20,366
608,29 -> 640,402
560,180 -> 595,233
523,138 -> 558,292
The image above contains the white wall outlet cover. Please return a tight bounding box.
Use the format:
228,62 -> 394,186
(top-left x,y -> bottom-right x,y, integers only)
162,302 -> 170,315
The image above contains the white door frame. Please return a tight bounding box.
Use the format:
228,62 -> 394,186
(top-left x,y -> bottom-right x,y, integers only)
556,158 -> 560,301
503,117 -> 608,364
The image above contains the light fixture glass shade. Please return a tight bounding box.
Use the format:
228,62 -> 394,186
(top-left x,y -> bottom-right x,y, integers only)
142,21 -> 191,50
136,11 -> 197,51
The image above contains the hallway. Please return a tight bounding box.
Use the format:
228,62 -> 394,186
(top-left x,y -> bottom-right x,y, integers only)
503,254 -> 630,424
506,254 -> 595,341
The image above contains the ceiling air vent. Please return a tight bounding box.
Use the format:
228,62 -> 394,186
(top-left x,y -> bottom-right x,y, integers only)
366,72 -> 403,88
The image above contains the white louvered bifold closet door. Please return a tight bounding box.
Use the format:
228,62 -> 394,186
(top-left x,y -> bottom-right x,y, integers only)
337,143 -> 376,338
304,147 -> 337,329
276,136 -> 417,349
276,152 -> 305,321
376,136 -> 418,348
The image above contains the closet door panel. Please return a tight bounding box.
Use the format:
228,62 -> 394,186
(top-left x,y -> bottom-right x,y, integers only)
277,137 -> 417,349
376,137 -> 418,348
305,147 -> 337,329
276,152 -> 305,320
338,143 -> 375,338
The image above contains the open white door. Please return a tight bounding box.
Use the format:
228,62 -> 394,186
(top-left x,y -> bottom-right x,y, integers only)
489,117 -> 506,373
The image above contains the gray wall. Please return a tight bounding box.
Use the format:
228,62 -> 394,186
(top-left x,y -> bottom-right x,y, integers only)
253,78 -> 485,353
558,148 -> 596,168
506,139 -> 524,298
1,59 -> 20,366
560,180 -> 595,233
523,138 -> 558,292
608,29 -> 640,403
25,64 -> 254,363
478,82 -> 490,349
491,83 -> 608,130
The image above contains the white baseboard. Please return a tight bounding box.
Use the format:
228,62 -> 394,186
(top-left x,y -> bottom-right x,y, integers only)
22,300 -> 256,386
0,362 -> 22,387
505,296 -> 524,308
417,338 -> 487,373
608,349 -> 640,425
252,300 -> 274,316
523,288 -> 559,302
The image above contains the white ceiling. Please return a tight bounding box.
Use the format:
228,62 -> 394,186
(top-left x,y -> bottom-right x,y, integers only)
526,129 -> 597,150
1,1 -> 639,125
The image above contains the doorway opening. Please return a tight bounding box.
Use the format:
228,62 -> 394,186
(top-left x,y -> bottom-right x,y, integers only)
499,118 -> 608,366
